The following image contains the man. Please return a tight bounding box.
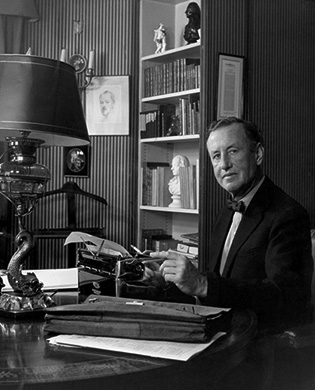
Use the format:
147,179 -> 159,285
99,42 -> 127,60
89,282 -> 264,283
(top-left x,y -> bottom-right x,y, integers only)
147,117 -> 313,329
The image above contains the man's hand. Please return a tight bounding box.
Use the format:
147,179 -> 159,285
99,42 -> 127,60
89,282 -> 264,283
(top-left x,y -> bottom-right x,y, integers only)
142,260 -> 167,288
151,251 -> 208,298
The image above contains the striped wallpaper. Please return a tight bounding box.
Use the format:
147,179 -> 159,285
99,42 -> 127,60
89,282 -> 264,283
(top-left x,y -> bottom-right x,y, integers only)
22,0 -> 140,268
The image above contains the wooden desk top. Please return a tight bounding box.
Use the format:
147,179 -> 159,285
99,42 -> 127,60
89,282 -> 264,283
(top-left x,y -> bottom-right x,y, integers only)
0,295 -> 257,390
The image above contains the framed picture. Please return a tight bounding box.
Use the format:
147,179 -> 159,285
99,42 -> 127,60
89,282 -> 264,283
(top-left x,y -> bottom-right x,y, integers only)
216,54 -> 244,120
86,75 -> 129,135
64,145 -> 90,177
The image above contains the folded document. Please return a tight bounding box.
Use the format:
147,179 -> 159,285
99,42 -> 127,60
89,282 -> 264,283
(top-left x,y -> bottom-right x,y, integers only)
44,295 -> 231,343
47,332 -> 226,361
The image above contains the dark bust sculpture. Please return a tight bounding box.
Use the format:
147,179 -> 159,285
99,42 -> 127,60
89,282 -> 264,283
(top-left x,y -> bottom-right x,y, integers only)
184,2 -> 201,44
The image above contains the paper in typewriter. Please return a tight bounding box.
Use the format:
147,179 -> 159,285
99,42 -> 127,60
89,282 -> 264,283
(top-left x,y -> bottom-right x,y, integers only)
64,232 -> 131,257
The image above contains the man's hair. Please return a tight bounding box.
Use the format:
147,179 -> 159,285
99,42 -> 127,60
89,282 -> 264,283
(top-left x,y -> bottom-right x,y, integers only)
207,117 -> 264,147
100,90 -> 116,104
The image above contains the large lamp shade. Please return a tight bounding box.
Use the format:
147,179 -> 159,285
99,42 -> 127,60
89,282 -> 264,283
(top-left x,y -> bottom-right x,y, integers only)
0,54 -> 89,146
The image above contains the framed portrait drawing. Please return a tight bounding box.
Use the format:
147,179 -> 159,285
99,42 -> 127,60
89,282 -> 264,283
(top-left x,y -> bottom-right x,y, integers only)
64,145 -> 90,177
86,76 -> 129,135
216,54 -> 244,120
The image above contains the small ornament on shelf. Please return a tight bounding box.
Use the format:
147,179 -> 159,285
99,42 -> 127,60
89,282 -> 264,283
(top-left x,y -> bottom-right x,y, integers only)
154,23 -> 167,54
166,115 -> 181,136
184,2 -> 201,44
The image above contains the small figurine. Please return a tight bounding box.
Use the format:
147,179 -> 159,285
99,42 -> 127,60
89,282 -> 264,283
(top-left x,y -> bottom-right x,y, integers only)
166,115 -> 181,136
184,2 -> 201,44
154,23 -> 166,54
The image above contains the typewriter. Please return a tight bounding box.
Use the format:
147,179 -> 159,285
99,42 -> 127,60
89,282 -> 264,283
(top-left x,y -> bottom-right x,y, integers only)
68,232 -> 194,303
77,247 -> 152,299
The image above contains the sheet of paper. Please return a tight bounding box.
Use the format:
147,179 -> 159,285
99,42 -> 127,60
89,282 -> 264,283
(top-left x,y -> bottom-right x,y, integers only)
2,268 -> 78,292
64,232 -> 130,257
47,332 -> 226,361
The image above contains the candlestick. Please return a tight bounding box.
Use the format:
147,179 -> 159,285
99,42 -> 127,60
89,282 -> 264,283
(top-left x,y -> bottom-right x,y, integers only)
88,49 -> 95,70
60,48 -> 67,62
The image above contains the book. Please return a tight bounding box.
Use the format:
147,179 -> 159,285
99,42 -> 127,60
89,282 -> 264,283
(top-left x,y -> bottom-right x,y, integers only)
140,109 -> 160,138
152,236 -> 178,251
179,165 -> 197,209
141,228 -> 165,251
180,232 -> 199,244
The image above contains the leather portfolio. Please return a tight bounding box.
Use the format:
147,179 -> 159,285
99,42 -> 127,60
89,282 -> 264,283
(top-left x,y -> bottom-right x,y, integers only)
44,295 -> 231,342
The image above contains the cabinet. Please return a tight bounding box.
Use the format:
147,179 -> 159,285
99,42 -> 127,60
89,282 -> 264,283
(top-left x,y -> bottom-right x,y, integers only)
138,0 -> 202,255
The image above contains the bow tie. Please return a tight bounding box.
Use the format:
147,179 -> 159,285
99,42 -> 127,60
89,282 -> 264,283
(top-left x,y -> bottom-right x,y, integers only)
227,199 -> 245,213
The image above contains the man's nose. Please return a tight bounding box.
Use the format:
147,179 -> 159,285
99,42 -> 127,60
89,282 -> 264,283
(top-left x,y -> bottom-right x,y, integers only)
220,154 -> 232,170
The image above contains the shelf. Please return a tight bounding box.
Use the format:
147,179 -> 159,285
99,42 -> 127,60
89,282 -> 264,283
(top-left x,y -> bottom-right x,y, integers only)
138,0 -> 201,252
141,134 -> 199,143
140,205 -> 199,214
141,42 -> 200,63
142,88 -> 200,104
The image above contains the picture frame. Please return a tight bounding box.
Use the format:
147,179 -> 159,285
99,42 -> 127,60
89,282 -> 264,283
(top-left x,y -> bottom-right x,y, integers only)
216,54 -> 244,120
86,75 -> 129,135
63,145 -> 90,177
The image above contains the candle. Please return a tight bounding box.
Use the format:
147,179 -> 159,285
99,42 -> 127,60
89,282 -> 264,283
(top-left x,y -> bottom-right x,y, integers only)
88,49 -> 95,70
60,48 -> 67,62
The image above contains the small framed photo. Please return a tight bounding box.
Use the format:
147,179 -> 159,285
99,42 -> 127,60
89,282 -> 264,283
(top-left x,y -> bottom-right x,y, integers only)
216,54 -> 244,120
86,75 -> 129,136
63,145 -> 90,177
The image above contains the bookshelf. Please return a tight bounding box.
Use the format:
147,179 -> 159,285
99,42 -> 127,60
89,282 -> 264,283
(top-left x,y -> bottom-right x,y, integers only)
138,0 -> 202,255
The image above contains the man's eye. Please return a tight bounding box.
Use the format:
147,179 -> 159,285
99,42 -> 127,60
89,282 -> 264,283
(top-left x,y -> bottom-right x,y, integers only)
212,154 -> 220,162
229,149 -> 238,155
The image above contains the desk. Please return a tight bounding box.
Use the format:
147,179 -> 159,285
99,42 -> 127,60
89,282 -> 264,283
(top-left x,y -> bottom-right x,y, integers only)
0,294 -> 256,390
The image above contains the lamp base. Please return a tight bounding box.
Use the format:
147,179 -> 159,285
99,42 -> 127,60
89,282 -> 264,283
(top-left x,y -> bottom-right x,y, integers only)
0,291 -> 55,318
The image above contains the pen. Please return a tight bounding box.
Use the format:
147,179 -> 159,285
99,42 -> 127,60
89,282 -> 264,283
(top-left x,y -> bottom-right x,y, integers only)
131,244 -> 146,256
140,258 -> 165,264
168,249 -> 197,260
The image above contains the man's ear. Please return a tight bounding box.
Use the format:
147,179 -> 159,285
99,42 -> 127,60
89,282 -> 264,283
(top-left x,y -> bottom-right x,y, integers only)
256,143 -> 264,166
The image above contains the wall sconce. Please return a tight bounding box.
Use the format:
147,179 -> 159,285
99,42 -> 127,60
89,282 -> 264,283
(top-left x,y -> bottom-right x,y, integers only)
0,54 -> 90,317
60,48 -> 95,90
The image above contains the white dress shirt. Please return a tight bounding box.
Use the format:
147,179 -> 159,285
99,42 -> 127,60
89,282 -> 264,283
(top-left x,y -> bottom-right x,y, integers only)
219,176 -> 265,275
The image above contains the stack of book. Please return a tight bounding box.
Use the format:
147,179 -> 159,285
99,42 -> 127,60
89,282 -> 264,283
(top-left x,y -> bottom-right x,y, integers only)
140,97 -> 200,139
141,162 -> 173,207
178,95 -> 200,136
140,104 -> 176,138
143,58 -> 200,97
178,160 -> 199,210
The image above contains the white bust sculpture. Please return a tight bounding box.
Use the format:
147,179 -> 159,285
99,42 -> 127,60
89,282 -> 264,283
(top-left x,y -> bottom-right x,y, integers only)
168,155 -> 190,208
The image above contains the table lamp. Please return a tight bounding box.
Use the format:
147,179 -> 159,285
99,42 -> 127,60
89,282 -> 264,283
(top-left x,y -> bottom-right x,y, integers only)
0,54 -> 90,316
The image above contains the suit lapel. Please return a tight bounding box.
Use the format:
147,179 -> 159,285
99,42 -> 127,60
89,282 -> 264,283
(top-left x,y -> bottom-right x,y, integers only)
221,177 -> 273,277
222,211 -> 263,276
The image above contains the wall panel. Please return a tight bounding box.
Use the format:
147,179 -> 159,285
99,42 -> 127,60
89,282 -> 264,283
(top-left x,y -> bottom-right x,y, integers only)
199,0 -> 248,270
248,0 -> 315,221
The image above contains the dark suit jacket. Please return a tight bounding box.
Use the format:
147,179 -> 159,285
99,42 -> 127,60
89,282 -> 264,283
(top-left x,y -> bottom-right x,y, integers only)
204,176 -> 313,329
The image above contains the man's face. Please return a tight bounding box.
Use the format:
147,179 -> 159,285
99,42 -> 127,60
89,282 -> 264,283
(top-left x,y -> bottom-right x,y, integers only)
206,123 -> 264,199
74,158 -> 83,169
100,93 -> 114,117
